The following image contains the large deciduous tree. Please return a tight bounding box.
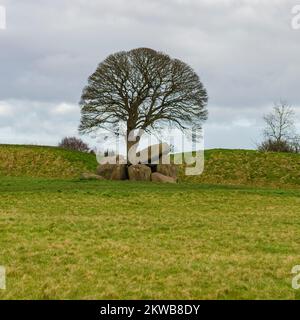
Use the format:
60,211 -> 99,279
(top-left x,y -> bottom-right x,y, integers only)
79,48 -> 208,153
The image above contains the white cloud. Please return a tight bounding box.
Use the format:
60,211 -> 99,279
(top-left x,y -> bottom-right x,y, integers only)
0,100 -> 80,145
51,103 -> 78,115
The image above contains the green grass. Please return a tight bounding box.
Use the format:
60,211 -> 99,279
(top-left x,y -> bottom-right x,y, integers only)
178,149 -> 300,189
0,145 -> 299,299
1,144 -> 300,189
0,144 -> 97,178
0,177 -> 299,299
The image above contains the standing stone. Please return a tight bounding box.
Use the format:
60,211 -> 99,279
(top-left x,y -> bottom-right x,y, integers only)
128,164 -> 151,181
111,165 -> 127,180
97,164 -> 115,179
97,164 -> 127,180
156,164 -> 177,178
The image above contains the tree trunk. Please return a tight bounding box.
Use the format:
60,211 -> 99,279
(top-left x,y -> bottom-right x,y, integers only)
126,128 -> 143,164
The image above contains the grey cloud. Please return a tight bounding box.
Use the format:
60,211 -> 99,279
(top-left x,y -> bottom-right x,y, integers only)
0,0 -> 300,148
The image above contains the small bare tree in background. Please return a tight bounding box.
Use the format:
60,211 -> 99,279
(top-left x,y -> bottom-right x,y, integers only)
263,101 -> 295,143
259,101 -> 299,153
58,136 -> 90,153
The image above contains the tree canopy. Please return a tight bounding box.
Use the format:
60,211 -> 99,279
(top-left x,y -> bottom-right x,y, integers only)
79,48 -> 208,142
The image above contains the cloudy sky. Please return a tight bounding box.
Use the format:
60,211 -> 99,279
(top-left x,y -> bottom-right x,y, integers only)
0,0 -> 300,149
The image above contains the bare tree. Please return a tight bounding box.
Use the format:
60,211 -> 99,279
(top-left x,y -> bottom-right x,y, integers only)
59,137 -> 90,153
259,101 -> 299,153
263,101 -> 296,143
79,48 -> 208,155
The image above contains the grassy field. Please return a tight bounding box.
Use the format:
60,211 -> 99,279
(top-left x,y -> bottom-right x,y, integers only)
179,149 -> 300,189
1,144 -> 300,189
0,144 -> 97,179
0,177 -> 299,299
0,145 -> 299,299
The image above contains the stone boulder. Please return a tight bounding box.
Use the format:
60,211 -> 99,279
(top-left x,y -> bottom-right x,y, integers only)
97,164 -> 127,180
110,164 -> 127,180
151,172 -> 177,183
80,173 -> 105,180
128,164 -> 151,181
156,164 -> 177,179
97,164 -> 115,179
